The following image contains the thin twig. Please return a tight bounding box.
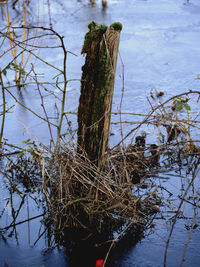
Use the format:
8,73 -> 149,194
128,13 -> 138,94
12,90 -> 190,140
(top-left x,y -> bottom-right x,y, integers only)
111,90 -> 200,150
163,165 -> 200,267
31,64 -> 55,147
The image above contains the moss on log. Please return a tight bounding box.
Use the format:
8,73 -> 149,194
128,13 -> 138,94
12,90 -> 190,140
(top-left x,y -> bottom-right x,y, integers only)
78,22 -> 122,166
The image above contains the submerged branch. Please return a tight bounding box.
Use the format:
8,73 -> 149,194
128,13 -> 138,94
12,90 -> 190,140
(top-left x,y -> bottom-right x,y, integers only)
0,213 -> 45,231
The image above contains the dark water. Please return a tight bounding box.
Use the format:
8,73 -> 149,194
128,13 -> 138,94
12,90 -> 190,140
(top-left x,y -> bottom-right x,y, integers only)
1,0 -> 200,266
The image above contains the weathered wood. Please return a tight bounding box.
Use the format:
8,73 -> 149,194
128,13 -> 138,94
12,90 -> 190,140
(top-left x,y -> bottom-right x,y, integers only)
77,22 -> 122,166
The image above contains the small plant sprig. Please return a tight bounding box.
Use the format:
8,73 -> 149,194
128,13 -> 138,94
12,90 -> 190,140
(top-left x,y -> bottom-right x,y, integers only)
112,90 -> 200,150
1,22 -> 77,148
173,97 -> 191,112
0,0 -> 27,87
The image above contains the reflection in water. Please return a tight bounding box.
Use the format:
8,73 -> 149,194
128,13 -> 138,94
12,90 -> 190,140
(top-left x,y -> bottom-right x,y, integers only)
17,88 -> 25,106
89,0 -> 107,9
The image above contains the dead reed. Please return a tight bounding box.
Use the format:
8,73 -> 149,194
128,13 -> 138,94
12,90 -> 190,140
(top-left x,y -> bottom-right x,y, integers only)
40,141 -> 161,241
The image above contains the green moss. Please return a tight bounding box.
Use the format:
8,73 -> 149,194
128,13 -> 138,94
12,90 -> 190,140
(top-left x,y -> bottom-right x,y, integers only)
81,22 -> 108,54
81,31 -> 98,54
110,22 -> 122,31
87,21 -> 96,31
87,21 -> 107,32
90,45 -> 111,135
82,22 -> 122,54
95,23 -> 108,32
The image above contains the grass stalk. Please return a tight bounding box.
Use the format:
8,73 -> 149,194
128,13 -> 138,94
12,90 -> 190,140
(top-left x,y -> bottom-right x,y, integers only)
17,0 -> 26,85
0,71 -> 6,143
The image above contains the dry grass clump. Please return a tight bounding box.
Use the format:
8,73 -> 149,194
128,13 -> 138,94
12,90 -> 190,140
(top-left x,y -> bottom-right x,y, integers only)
42,143 -> 160,239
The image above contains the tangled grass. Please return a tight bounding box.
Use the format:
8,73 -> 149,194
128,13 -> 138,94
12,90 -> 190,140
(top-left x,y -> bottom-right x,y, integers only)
39,141 -> 160,243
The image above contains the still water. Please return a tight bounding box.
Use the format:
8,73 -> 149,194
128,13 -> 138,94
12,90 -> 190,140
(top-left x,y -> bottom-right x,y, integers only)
1,0 -> 200,266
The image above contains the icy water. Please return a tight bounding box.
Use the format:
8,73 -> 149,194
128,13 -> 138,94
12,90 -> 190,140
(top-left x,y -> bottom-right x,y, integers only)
1,0 -> 200,266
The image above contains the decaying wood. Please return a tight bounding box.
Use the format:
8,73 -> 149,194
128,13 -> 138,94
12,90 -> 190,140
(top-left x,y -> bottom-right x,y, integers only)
77,22 -> 122,166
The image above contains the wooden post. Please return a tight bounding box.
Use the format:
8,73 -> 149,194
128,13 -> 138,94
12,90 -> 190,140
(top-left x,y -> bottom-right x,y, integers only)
77,22 -> 122,166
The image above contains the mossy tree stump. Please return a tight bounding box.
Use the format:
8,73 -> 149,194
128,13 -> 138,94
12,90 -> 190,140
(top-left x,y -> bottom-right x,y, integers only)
77,22 -> 122,166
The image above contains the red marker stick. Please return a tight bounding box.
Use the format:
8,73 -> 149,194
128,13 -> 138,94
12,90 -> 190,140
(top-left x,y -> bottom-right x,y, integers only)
96,259 -> 104,267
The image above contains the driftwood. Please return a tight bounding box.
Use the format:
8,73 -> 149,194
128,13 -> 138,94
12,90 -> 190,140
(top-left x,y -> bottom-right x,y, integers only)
77,22 -> 122,166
